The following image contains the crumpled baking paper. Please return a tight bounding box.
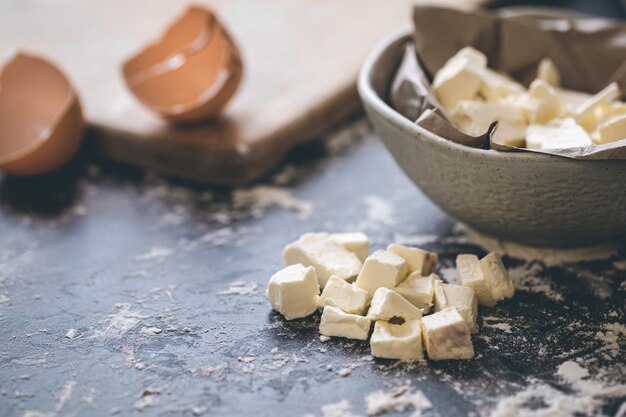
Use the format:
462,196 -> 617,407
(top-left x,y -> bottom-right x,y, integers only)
390,5 -> 626,160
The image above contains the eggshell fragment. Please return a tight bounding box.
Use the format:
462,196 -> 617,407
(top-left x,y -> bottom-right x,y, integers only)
122,6 -> 243,124
0,52 -> 84,176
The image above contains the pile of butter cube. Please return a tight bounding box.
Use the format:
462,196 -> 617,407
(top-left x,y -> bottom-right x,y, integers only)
432,47 -> 626,149
266,232 -> 514,361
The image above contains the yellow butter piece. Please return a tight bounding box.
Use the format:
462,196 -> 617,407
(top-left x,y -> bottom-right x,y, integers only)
526,118 -> 592,150
367,287 -> 422,321
575,83 -> 621,130
432,47 -> 486,110
452,100 -> 527,147
283,233 -> 362,288
537,57 -> 561,87
355,250 -> 408,295
525,79 -> 561,124
387,243 -> 438,275
421,309 -> 474,360
594,114 -> 626,144
479,68 -> 525,101
319,306 -> 371,340
318,276 -> 370,315
370,319 -> 424,361
266,264 -> 320,320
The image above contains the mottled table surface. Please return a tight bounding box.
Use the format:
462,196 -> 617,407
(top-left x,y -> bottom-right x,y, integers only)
0,118 -> 625,417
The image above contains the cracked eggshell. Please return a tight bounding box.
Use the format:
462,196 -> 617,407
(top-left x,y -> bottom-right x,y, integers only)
122,6 -> 243,124
0,52 -> 84,176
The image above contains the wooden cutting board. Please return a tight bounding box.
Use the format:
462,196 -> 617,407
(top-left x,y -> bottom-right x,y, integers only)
0,0 -> 482,186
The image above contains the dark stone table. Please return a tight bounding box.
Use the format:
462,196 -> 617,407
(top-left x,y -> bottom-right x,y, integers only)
2,2 -> 626,416
1,118 -> 624,417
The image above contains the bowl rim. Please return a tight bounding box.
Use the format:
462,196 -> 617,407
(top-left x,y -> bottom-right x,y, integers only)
357,27 -> 575,164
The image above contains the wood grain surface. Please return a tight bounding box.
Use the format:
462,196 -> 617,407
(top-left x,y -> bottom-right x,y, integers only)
0,0 -> 482,185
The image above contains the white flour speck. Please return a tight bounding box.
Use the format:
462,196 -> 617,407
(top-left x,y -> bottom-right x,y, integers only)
135,246 -> 173,262
360,196 -> 394,231
219,281 -> 258,296
232,185 -> 313,220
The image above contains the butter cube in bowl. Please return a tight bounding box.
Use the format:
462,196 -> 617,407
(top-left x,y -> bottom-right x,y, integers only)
357,7 -> 626,247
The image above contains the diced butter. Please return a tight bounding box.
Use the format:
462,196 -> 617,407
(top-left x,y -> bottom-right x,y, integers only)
432,47 -> 486,110
524,79 -> 561,124
456,254 -> 497,307
594,113 -> 626,144
555,88 -> 592,116
367,288 -> 422,321
318,276 -> 370,315
479,252 -> 515,302
329,232 -> 369,262
421,309 -> 474,360
451,100 -> 527,147
387,243 -> 438,275
537,57 -> 560,87
355,250 -> 408,295
319,306 -> 371,340
370,319 -> 424,361
433,283 -> 478,332
266,264 -> 320,320
575,82 -> 621,130
283,233 -> 362,288
479,68 -> 525,101
526,118 -> 592,149
395,272 -> 439,311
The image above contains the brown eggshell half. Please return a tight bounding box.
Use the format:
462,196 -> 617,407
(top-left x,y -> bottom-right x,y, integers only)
0,52 -> 85,176
122,6 -> 243,124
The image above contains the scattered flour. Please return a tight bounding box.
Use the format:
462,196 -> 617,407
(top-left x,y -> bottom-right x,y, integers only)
320,400 -> 362,417
359,196 -> 394,231
219,281 -> 258,296
491,383 -> 599,417
507,263 -> 563,301
232,186 -> 313,220
92,303 -> 142,341
135,246 -> 174,262
595,322 -> 626,359
365,385 -> 432,417
493,361 -> 626,417
55,380 -> 76,413
65,328 -> 77,339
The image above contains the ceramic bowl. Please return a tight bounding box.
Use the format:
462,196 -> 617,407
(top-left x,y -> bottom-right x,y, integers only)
358,29 -> 626,247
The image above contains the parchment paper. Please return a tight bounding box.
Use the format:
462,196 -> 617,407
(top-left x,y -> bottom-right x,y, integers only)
391,5 -> 626,160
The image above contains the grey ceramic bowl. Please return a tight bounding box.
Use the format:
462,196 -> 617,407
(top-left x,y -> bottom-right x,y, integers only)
358,29 -> 626,247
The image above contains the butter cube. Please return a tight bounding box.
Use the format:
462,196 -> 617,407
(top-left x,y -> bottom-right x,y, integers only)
479,68 -> 525,101
537,57 -> 560,87
525,79 -> 561,124
480,252 -> 514,302
594,114 -> 626,144
283,233 -> 362,288
367,288 -> 422,321
355,250 -> 408,295
555,88 -> 592,116
526,118 -> 592,149
451,100 -> 527,147
387,243 -> 438,275
456,254 -> 497,307
318,276 -> 370,315
330,232 -> 369,262
370,319 -> 424,361
421,309 -> 474,360
432,47 -> 486,109
575,82 -> 621,130
266,264 -> 320,320
433,283 -> 478,332
395,272 -> 439,310
319,306 -> 371,340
